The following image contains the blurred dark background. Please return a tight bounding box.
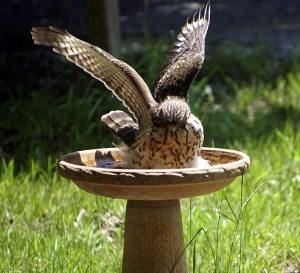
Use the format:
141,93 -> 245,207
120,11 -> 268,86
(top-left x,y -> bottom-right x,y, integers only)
1,0 -> 299,54
1,0 -> 299,96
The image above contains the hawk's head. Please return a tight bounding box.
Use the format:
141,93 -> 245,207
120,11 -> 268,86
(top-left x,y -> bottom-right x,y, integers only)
151,96 -> 191,129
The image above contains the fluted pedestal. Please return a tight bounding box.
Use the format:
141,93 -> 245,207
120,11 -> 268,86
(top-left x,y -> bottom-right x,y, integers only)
122,200 -> 187,273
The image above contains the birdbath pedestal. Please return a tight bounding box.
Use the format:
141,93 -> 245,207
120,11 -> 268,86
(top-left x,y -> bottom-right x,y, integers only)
58,147 -> 250,273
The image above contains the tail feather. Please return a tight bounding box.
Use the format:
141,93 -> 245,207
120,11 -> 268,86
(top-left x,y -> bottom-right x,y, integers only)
101,110 -> 139,146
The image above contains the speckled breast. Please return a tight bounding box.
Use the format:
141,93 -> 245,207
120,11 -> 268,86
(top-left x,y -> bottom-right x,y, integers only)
125,114 -> 204,169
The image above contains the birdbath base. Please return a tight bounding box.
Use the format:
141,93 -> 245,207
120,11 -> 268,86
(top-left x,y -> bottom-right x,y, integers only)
58,147 -> 250,272
123,200 -> 187,273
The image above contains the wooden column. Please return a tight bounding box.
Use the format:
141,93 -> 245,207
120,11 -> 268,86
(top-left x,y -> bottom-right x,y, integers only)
122,200 -> 188,273
85,0 -> 120,56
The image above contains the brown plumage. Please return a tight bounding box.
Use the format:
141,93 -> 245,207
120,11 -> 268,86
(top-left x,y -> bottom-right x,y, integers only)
152,3 -> 210,102
31,2 -> 210,169
101,110 -> 139,147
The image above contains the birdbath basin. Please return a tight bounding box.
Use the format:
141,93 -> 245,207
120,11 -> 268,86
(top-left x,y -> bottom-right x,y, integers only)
58,147 -> 250,273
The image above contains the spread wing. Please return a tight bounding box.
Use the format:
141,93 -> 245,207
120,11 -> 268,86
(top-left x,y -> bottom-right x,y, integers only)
31,26 -> 157,130
151,2 -> 210,102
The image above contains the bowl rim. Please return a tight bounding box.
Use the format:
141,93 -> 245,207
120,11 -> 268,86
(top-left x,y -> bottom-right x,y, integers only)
58,147 -> 250,176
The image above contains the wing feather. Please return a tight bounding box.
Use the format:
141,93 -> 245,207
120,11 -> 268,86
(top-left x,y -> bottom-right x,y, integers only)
31,26 -> 157,130
151,2 -> 210,102
101,110 -> 139,146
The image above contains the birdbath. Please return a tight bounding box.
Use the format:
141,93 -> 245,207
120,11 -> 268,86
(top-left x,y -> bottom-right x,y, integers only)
58,147 -> 250,273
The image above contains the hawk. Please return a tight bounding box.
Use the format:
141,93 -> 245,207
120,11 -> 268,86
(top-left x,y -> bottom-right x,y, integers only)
31,3 -> 210,169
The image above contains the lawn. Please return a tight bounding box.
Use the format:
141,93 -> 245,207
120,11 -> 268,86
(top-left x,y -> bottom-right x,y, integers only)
1,38 -> 300,272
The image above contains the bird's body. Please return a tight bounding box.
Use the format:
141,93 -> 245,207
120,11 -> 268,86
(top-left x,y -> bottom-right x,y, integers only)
31,3 -> 210,169
124,112 -> 203,169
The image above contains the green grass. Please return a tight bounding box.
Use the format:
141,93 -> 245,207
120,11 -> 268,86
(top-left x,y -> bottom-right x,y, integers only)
182,124 -> 300,272
0,159 -> 125,272
1,39 -> 300,272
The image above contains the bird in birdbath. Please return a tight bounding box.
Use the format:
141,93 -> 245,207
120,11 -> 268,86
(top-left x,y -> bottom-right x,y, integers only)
31,2 -> 210,169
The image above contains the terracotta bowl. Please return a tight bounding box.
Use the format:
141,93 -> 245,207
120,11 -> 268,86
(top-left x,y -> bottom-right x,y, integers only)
58,147 -> 250,200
